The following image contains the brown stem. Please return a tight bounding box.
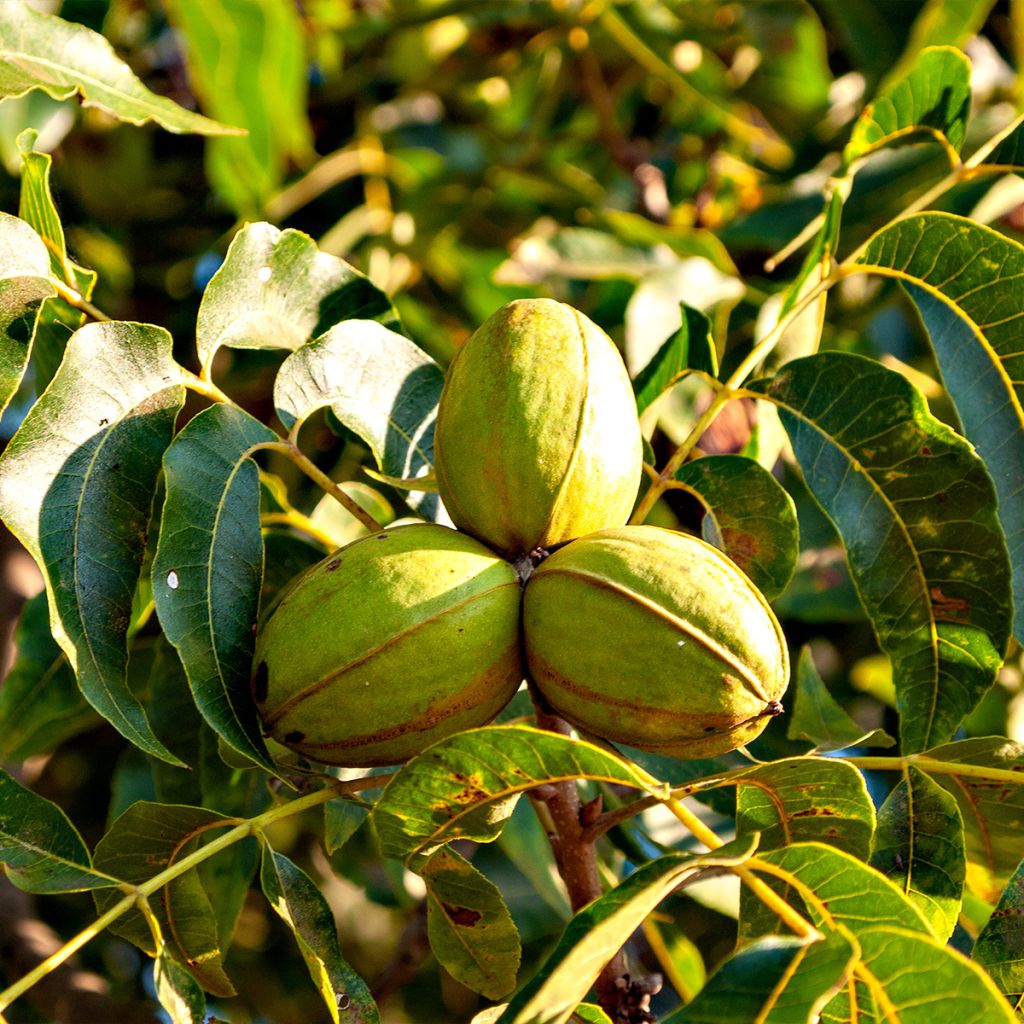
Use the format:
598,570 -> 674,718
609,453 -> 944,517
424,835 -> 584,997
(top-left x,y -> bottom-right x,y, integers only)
531,696 -> 659,1022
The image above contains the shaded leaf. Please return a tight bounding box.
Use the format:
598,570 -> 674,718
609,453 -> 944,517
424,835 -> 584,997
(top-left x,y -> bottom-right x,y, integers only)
0,321 -> 186,763
0,209 -> 55,418
855,212 -> 1024,644
274,320 -> 444,519
632,304 -> 718,416
164,0 -> 312,215
93,802 -> 235,997
499,837 -> 759,1024
870,764 -> 965,941
0,591 -> 95,761
845,47 -> 971,167
748,351 -> 1011,752
373,725 -> 668,866
920,737 -> 1024,902
153,403 -> 277,772
674,454 -> 798,600
0,768 -> 118,893
196,222 -> 397,374
0,4 -> 237,135
420,846 -> 521,1000
324,800 -> 369,857
664,930 -> 855,1024
259,846 -> 379,1024
786,646 -> 895,752
154,947 -> 207,1024
982,114 -> 1024,171
973,855 -> 1024,1016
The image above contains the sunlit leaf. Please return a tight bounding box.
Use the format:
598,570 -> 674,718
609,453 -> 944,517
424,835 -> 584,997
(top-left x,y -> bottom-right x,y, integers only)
196,222 -> 398,374
153,403 -> 278,773
499,836 -> 759,1024
855,212 -> 1024,644
274,320 -> 444,519
373,725 -> 668,865
0,4 -> 237,135
0,768 -> 119,893
259,845 -> 379,1024
870,764 -> 965,941
748,352 -> 1011,752
632,304 -> 718,416
154,947 -> 207,1024
973,855 -> 1024,1015
93,802 -> 236,996
845,47 -> 971,167
786,646 -> 895,752
420,846 -> 521,1000
674,454 -> 798,600
0,321 -> 186,763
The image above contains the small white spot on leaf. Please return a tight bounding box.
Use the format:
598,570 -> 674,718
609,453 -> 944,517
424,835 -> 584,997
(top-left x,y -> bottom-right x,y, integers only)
166,570 -> 180,590
677,640 -> 686,647
257,265 -> 272,282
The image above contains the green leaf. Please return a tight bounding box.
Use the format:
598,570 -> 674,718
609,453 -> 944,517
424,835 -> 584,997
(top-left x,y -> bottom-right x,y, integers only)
0,321 -> 186,763
373,725 -> 669,865
870,764 -> 965,941
152,403 -> 278,773
499,836 -> 759,1024
919,737 -> 1024,902
786,646 -> 895,752
674,454 -> 799,600
0,210 -> 55,418
420,846 -> 521,1000
855,212 -> 1024,644
748,352 -> 1011,753
845,924 -> 1016,1023
663,930 -> 856,1024
973,856 -> 1024,1015
571,1007 -> 613,1024
163,0 -> 312,215
93,802 -> 236,997
273,320 -> 445,519
259,846 -> 379,1024
0,768 -> 119,893
980,115 -> 1024,171
632,304 -> 719,415
844,47 -> 971,167
196,223 -> 398,375
324,800 -> 369,857
154,948 -> 207,1024
0,591 -> 95,761
0,4 -> 238,135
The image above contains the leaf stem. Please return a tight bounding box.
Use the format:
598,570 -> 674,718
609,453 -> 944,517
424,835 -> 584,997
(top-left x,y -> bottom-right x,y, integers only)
182,369 -> 233,405
0,775 -> 390,1013
845,754 -> 1024,786
49,279 -> 111,323
251,441 -> 385,535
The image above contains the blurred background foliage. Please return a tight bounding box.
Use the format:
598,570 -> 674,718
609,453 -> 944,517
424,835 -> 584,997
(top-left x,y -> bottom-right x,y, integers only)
1,1 -> 1023,1021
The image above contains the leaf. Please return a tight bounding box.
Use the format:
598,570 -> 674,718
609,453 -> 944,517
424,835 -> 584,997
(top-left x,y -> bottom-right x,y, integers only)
154,948 -> 207,1024
748,351 -> 1011,753
981,115 -> 1024,171
919,737 -> 1024,902
259,846 -> 379,1024
855,212 -> 1024,644
373,725 -> 669,865
0,321 -> 186,763
93,802 -> 236,997
0,591 -> 95,761
844,47 -> 971,167
499,836 -> 759,1024
0,210 -> 56,418
973,855 -> 1024,1015
152,403 -> 277,772
196,222 -> 398,375
163,0 -> 312,215
663,930 -> 856,1024
735,757 -> 876,860
324,800 -> 369,857
0,5 -> 237,135
844,924 -> 1016,1023
869,764 -> 965,942
0,768 -> 119,893
632,304 -> 719,415
674,454 -> 799,600
274,320 -> 445,519
420,846 -> 521,1000
786,646 -> 895,752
